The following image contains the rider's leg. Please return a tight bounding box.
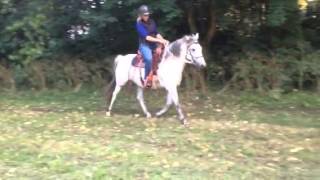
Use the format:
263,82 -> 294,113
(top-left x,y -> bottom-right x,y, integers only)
139,43 -> 153,79
152,45 -> 163,74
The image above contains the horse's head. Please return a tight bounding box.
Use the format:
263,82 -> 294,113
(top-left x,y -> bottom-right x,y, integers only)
184,33 -> 207,69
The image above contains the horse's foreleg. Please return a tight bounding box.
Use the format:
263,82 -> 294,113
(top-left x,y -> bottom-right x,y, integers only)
168,87 -> 186,124
137,87 -> 152,118
155,92 -> 172,117
106,85 -> 122,116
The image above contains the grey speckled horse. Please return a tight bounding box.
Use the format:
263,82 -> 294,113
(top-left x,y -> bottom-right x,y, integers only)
106,33 -> 206,124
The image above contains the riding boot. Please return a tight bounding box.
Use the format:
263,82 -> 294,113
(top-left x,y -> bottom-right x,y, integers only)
144,72 -> 153,88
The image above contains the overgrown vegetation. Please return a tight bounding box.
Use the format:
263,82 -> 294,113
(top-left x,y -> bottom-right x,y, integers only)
0,0 -> 319,92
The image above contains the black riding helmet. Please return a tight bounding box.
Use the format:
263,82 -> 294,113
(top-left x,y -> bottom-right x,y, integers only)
138,5 -> 151,16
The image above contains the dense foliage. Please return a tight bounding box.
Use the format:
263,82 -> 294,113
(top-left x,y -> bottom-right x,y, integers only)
0,0 -> 319,92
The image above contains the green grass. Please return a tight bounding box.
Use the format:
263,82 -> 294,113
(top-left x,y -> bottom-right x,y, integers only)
0,89 -> 319,179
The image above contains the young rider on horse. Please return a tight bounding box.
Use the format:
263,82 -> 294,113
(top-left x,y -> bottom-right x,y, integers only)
136,5 -> 169,87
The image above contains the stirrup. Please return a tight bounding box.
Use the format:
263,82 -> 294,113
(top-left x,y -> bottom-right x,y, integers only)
144,78 -> 152,88
144,74 -> 153,88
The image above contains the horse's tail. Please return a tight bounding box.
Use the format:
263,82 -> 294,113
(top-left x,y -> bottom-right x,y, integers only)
105,55 -> 121,106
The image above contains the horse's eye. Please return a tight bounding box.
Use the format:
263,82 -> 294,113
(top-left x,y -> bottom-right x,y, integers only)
192,49 -> 196,52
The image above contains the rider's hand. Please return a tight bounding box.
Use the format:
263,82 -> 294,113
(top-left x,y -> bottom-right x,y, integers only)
161,39 -> 169,46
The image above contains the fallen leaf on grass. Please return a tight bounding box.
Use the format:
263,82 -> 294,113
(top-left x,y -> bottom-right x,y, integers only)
290,147 -> 304,153
257,166 -> 276,171
208,153 -> 214,157
163,164 -> 170,168
272,157 -> 281,162
145,128 -> 156,132
172,161 -> 180,167
125,135 -> 134,140
23,121 -> 33,125
287,157 -> 301,162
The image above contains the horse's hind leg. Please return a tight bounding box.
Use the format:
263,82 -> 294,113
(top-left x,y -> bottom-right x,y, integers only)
155,92 -> 172,117
106,85 -> 122,116
136,87 -> 152,118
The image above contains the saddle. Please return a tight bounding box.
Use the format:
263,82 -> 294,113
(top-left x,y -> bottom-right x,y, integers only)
132,45 -> 164,88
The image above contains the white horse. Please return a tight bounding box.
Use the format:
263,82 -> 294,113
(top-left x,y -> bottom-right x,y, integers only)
106,33 -> 206,124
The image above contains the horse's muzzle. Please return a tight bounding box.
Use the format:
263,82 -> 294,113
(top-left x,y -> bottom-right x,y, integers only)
196,63 -> 206,69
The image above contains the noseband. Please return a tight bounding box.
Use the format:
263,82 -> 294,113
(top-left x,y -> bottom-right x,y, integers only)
185,41 -> 204,64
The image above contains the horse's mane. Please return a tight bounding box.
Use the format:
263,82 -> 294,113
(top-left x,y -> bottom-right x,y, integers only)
164,35 -> 195,59
163,37 -> 185,59
169,40 -> 182,57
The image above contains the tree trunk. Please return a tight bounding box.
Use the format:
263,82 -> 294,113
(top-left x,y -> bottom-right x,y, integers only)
187,7 -> 197,33
186,3 -> 217,95
204,7 -> 216,46
200,2 -> 216,94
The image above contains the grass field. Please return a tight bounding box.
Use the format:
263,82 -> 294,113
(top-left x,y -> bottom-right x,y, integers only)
0,88 -> 319,179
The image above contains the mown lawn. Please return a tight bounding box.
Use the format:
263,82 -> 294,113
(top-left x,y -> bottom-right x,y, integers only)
0,89 -> 319,179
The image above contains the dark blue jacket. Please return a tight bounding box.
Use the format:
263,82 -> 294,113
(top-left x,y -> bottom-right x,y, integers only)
136,19 -> 158,46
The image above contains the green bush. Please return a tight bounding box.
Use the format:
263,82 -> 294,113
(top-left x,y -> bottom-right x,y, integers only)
220,49 -> 320,93
6,57 -> 113,91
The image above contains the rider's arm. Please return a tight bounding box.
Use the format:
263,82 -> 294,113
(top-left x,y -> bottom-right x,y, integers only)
136,22 -> 166,44
156,34 -> 164,40
146,36 -> 163,43
156,34 -> 169,45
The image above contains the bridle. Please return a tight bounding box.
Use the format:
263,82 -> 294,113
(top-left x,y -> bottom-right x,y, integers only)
185,41 -> 204,64
163,39 -> 204,65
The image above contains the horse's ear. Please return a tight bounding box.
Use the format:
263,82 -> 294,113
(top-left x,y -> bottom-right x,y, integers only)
184,35 -> 191,42
195,33 -> 199,40
192,33 -> 199,40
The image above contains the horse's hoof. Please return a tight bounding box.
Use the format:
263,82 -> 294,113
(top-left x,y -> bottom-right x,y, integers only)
155,112 -> 161,118
146,113 -> 152,118
106,111 -> 111,117
180,117 -> 188,125
134,114 -> 140,118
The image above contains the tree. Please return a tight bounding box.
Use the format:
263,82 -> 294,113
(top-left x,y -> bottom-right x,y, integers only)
0,0 -> 50,65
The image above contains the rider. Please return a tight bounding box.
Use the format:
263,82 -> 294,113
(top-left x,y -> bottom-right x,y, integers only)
136,5 -> 169,87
